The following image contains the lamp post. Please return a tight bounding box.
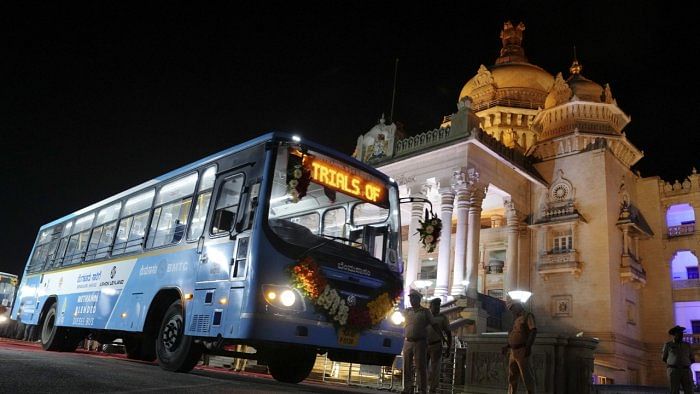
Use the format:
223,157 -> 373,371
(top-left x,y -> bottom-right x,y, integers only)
507,290 -> 532,303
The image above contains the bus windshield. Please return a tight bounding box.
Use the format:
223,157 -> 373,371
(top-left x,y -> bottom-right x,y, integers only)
268,143 -> 401,269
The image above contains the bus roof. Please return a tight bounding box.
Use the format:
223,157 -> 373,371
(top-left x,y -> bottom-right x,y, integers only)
0,272 -> 18,279
40,132 -> 392,231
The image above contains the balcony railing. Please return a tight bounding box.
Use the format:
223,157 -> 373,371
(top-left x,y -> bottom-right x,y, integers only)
672,278 -> 700,289
538,251 -> 581,279
683,333 -> 700,345
668,223 -> 695,238
620,255 -> 646,286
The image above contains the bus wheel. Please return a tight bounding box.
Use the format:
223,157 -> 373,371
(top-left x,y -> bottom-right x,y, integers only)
124,335 -> 157,362
156,300 -> 202,372
267,348 -> 316,383
40,302 -> 72,351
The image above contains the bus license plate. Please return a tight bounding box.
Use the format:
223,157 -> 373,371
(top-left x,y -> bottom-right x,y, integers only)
337,328 -> 359,346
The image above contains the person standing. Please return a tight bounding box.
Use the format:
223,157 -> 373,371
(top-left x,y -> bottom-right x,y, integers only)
402,289 -> 446,394
663,325 -> 695,394
427,298 -> 451,394
502,300 -> 536,394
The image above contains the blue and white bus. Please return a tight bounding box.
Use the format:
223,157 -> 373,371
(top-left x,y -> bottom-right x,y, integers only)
0,272 -> 18,325
11,133 -> 405,382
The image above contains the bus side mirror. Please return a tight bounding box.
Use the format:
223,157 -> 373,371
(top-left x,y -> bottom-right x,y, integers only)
212,210 -> 235,234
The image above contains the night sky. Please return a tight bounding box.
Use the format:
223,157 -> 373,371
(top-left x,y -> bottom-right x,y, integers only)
2,2 -> 697,277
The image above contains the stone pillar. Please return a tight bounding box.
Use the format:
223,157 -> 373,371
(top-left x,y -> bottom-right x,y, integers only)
465,170 -> 487,299
434,187 -> 455,299
622,227 -> 629,255
404,188 -> 425,299
451,184 -> 470,296
504,199 -> 519,294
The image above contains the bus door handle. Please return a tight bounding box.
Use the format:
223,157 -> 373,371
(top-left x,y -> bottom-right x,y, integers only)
196,236 -> 207,263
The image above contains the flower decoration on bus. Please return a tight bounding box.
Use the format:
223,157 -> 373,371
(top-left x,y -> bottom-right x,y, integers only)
287,150 -> 312,203
288,256 -> 402,332
417,209 -> 442,253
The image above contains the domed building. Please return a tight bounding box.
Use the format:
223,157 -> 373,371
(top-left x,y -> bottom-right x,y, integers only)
353,21 -> 700,390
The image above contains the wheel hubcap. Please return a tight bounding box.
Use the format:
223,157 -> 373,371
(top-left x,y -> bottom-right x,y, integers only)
161,315 -> 182,351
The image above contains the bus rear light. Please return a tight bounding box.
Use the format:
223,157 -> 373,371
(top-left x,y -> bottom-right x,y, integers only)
262,284 -> 304,312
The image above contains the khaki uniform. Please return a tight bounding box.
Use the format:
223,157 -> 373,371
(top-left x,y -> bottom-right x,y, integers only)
507,312 -> 536,394
403,306 -> 434,394
427,313 -> 449,393
663,340 -> 694,394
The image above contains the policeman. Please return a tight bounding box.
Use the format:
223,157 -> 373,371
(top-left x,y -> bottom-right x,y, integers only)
402,289 -> 446,394
502,300 -> 537,394
663,325 -> 695,394
427,298 -> 451,394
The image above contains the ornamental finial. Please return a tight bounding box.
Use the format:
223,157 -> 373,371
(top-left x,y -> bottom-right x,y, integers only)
496,21 -> 528,64
569,45 -> 583,76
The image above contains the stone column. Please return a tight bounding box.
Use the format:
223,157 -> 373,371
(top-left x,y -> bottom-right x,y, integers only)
465,170 -> 487,299
504,200 -> 519,294
404,187 -> 425,299
622,227 -> 629,255
451,183 -> 470,296
434,187 -> 455,299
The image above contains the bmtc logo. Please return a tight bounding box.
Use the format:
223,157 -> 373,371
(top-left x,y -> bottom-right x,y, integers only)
110,266 -> 117,280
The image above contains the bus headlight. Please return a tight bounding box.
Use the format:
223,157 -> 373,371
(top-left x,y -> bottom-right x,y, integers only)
0,315 -> 8,324
390,310 -> 404,325
262,285 -> 305,311
280,290 -> 296,307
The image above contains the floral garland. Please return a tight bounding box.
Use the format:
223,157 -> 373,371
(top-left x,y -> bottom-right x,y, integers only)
287,154 -> 312,203
288,256 -> 401,332
417,209 -> 442,253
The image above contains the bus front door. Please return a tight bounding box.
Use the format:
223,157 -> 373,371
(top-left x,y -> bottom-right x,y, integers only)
190,170 -> 248,338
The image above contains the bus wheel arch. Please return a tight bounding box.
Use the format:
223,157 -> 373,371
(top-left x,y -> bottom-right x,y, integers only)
39,297 -> 83,352
155,299 -> 202,372
138,288 -> 182,362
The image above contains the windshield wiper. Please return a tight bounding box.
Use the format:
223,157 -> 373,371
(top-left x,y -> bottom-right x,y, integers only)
320,234 -> 364,247
298,234 -> 364,259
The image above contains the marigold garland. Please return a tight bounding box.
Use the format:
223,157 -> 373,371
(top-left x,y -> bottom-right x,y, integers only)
288,256 -> 401,332
417,209 -> 442,253
287,152 -> 312,203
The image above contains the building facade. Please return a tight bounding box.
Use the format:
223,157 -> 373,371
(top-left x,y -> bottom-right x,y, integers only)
352,21 -> 699,386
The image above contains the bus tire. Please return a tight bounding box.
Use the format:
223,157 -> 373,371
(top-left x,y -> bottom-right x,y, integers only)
267,348 -> 316,383
60,329 -> 85,352
156,300 -> 202,372
40,302 -> 73,352
124,335 -> 157,362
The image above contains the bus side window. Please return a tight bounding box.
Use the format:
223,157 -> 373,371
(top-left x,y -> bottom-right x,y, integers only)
211,174 -> 244,235
113,189 -> 155,255
188,166 -> 216,241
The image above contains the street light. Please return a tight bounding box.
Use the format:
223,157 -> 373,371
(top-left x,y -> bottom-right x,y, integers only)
507,290 -> 533,303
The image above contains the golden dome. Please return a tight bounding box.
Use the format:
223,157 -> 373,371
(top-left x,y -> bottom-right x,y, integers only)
458,62 -> 554,101
566,74 -> 604,103
544,59 -> 605,109
457,22 -> 554,110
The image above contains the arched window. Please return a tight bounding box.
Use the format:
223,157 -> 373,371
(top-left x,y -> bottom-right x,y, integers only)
666,203 -> 695,237
671,251 -> 699,281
